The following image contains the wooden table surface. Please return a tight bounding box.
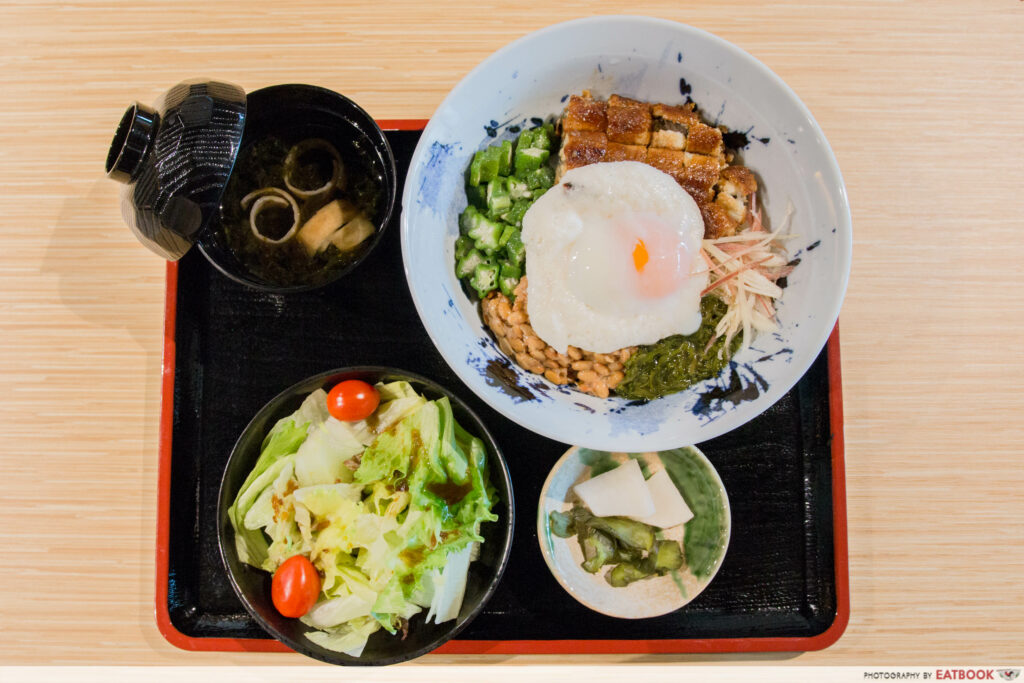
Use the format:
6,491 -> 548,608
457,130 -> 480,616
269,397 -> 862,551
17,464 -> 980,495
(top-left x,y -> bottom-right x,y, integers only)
2,0 -> 1022,668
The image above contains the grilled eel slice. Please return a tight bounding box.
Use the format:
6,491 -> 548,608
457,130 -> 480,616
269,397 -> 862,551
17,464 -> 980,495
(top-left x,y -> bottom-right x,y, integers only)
557,92 -> 757,238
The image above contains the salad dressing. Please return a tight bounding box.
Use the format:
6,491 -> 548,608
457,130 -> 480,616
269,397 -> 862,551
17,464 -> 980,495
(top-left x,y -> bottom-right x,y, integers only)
426,481 -> 473,507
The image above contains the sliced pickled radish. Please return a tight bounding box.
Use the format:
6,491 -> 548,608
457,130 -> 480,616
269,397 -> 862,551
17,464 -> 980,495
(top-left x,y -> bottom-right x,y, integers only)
632,469 -> 694,529
573,458 -> 655,518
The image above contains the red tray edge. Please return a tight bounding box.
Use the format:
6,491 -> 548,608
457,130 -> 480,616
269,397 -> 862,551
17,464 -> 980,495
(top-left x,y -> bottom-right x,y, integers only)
154,118 -> 850,657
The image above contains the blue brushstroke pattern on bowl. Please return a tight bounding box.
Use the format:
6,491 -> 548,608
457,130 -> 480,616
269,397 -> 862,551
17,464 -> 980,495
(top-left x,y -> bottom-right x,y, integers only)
400,16 -> 851,451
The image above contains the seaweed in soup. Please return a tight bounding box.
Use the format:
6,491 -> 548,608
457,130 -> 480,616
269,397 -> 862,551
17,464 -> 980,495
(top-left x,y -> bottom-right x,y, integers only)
218,133 -> 382,287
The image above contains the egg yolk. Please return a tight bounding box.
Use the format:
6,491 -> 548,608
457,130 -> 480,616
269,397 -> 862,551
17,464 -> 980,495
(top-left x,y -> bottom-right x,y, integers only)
565,212 -> 693,317
633,239 -> 649,272
622,214 -> 690,300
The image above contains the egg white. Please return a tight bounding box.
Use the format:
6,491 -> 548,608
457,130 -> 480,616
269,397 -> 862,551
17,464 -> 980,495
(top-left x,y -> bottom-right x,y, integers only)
522,161 -> 708,354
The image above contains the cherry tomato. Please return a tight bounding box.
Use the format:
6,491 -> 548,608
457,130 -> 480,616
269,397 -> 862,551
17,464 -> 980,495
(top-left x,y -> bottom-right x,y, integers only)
271,555 -> 320,618
326,380 -> 380,422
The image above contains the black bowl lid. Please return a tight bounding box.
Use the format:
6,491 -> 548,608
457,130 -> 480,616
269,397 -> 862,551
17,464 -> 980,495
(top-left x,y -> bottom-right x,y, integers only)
106,79 -> 247,260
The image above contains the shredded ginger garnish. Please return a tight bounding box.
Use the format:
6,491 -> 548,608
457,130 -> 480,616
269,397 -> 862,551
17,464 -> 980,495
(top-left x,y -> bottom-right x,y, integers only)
698,195 -> 796,355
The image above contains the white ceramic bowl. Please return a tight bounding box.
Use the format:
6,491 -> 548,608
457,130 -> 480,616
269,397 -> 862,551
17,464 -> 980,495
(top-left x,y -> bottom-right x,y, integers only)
536,446 -> 730,618
401,16 -> 851,451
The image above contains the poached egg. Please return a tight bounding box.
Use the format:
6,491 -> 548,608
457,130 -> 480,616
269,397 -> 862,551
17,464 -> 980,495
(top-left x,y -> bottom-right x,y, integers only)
521,161 -> 707,354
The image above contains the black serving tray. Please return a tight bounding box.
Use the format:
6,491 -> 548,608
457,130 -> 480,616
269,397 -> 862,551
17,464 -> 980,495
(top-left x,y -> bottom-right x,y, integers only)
156,126 -> 848,655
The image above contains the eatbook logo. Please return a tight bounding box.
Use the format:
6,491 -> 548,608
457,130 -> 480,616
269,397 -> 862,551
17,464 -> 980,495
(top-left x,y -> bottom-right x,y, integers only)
997,671 -> 1020,682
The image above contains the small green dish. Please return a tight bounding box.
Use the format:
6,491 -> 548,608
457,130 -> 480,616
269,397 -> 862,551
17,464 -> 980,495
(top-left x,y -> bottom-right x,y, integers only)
536,446 -> 731,619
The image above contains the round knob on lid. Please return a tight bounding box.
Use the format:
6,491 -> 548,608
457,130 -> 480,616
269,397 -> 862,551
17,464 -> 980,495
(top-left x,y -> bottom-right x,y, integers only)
105,103 -> 159,184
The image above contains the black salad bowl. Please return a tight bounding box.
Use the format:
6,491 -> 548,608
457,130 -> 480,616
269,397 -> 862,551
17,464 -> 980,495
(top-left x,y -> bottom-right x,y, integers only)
216,367 -> 515,666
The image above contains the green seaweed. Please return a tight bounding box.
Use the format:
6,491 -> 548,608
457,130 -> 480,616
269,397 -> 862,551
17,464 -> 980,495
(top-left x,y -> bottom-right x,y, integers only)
614,297 -> 741,400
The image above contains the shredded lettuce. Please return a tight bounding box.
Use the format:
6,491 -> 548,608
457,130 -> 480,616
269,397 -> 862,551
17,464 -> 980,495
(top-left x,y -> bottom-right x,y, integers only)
425,542 -> 475,624
348,381 -> 427,446
304,615 -> 382,657
372,577 -> 423,633
298,389 -> 331,426
228,415 -> 308,566
303,593 -> 375,629
230,382 -> 498,656
245,458 -> 296,530
294,419 -> 363,487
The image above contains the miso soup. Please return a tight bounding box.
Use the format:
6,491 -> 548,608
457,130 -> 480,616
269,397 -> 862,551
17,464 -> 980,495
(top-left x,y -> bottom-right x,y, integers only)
218,131 -> 383,288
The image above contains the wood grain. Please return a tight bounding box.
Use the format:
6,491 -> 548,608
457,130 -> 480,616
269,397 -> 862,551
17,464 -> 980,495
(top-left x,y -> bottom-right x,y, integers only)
1,0 -> 1022,667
